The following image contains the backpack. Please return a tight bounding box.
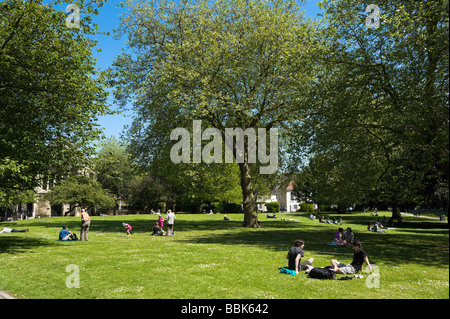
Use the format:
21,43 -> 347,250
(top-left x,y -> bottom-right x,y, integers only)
308,266 -> 336,280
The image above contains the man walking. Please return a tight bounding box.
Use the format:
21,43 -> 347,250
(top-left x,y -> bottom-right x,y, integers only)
166,210 -> 176,236
80,209 -> 91,241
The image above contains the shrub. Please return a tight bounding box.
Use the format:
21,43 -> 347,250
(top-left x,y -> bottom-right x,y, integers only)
300,203 -> 315,212
265,202 -> 280,213
223,202 -> 240,214
210,201 -> 224,213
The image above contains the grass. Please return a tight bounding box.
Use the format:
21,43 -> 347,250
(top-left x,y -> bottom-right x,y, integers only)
0,211 -> 448,299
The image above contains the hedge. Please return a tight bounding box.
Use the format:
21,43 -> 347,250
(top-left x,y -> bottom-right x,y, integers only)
265,202 -> 280,213
300,203 -> 315,212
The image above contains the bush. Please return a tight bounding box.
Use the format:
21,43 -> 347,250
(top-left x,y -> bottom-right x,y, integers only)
300,203 -> 315,212
210,201 -> 224,213
223,202 -> 240,214
265,202 -> 280,213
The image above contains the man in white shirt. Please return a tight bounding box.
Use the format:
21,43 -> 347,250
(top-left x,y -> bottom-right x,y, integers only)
166,210 -> 176,236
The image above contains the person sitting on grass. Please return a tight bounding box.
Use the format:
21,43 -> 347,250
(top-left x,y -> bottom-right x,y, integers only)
330,240 -> 374,276
342,227 -> 354,246
334,227 -> 344,244
286,239 -> 314,274
152,222 -> 164,236
59,225 -> 78,241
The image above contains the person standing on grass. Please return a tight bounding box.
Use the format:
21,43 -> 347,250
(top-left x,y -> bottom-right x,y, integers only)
157,214 -> 164,232
286,239 -> 314,274
330,240 -> 374,275
166,210 -> 176,236
80,209 -> 90,241
123,223 -> 132,237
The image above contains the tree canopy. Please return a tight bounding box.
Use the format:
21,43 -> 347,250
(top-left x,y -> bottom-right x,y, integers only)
0,0 -> 110,207
109,0 -> 322,226
286,0 -> 449,215
43,175 -> 116,211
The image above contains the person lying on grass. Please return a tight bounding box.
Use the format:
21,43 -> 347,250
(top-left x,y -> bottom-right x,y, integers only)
0,227 -> 29,233
286,239 -> 314,274
330,240 -> 374,275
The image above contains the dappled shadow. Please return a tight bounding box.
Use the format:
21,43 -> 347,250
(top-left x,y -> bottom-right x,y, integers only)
0,236 -> 52,254
175,218 -> 449,268
2,215 -> 447,268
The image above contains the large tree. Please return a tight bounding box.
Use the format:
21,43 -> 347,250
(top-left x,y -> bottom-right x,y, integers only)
94,136 -> 138,204
109,0 -> 321,227
287,0 -> 449,216
0,0 -> 110,206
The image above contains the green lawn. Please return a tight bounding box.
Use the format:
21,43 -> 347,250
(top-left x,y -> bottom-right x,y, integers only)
0,212 -> 448,299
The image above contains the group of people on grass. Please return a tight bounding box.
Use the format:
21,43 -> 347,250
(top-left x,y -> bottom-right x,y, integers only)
328,227 -> 354,246
310,213 -> 343,225
151,210 -> 176,236
58,209 -> 91,241
286,238 -> 374,277
57,209 -> 177,241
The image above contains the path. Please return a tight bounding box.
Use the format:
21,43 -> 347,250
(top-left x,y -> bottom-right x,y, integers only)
0,290 -> 16,299
401,212 -> 446,221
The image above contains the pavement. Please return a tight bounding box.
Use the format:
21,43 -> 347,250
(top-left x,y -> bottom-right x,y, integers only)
0,290 -> 16,299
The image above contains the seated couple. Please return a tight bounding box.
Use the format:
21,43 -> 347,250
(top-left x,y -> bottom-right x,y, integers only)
286,239 -> 374,276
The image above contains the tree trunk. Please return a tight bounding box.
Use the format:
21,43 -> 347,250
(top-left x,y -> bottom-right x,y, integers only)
392,205 -> 402,219
239,160 -> 260,228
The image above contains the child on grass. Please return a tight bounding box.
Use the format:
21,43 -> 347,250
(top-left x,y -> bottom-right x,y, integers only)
122,223 -> 132,237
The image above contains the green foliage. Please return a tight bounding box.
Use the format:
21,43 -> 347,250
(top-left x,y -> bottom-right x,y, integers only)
0,0 -> 111,207
94,136 -> 138,202
43,175 -> 116,210
287,0 -> 449,212
109,0 -> 322,226
210,201 -> 223,214
299,203 -> 314,212
265,202 -> 280,213
223,202 -> 241,214
0,213 -> 447,299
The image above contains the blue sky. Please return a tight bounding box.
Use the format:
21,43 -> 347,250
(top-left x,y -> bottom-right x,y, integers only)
76,0 -> 323,139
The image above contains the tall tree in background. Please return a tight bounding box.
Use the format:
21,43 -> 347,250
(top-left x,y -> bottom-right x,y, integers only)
0,0 -> 110,207
43,175 -> 116,212
109,0 -> 321,227
94,136 -> 138,205
288,0 -> 449,216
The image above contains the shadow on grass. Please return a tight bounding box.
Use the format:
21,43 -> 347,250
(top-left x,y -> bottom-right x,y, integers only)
2,215 -> 448,268
174,219 -> 449,268
0,236 -> 52,254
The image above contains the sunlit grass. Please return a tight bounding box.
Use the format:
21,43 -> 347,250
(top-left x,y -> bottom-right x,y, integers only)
0,212 -> 448,299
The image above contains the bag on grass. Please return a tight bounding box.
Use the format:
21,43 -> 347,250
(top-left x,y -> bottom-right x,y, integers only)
279,268 -> 296,276
308,266 -> 336,280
